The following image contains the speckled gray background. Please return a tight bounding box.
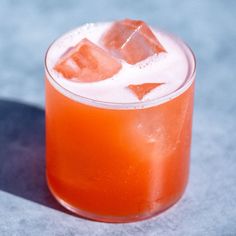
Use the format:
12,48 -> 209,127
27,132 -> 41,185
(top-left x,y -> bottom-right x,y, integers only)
0,0 -> 236,235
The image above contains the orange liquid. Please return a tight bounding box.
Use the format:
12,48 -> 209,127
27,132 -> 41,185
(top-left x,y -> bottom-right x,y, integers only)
45,78 -> 194,221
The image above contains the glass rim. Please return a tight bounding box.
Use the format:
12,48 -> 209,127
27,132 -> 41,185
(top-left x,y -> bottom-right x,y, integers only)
44,24 -> 196,110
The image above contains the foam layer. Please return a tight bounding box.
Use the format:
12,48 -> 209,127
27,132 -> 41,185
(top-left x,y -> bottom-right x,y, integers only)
46,22 -> 190,104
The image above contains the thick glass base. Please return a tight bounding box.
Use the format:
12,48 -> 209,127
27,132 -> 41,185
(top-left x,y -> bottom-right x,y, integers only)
47,177 -> 184,223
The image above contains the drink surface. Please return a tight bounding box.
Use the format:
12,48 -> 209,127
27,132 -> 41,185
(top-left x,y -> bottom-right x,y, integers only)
46,22 -> 190,104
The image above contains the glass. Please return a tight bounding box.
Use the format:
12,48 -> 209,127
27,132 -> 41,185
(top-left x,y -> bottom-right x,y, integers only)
44,28 -> 196,223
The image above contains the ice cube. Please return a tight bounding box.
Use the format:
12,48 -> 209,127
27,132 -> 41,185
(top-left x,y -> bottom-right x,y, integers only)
101,19 -> 166,64
128,83 -> 163,100
54,38 -> 122,82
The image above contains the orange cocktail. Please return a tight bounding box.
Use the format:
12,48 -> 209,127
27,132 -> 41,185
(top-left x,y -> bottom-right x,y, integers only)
45,19 -> 196,222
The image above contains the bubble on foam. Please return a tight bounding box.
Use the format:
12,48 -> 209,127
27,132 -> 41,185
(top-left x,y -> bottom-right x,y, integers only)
136,54 -> 162,70
46,22 -> 190,104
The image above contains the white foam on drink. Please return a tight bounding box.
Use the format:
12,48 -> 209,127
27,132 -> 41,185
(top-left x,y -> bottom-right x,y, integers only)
46,22 -> 192,105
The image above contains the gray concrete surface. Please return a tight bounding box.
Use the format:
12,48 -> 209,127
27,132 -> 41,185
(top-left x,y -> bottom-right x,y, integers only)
0,0 -> 236,235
